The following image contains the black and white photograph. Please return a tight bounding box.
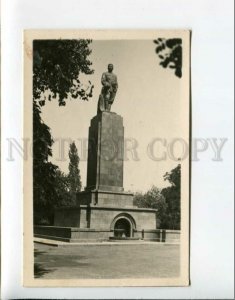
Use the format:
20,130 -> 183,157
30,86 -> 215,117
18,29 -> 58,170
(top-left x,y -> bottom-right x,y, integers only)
2,0 -> 234,298
23,30 -> 190,286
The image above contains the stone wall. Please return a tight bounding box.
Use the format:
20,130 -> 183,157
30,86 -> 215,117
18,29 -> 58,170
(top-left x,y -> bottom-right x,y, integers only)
34,225 -> 181,243
54,206 -> 157,231
89,207 -> 157,231
34,226 -> 111,242
54,207 -> 85,228
141,229 -> 181,242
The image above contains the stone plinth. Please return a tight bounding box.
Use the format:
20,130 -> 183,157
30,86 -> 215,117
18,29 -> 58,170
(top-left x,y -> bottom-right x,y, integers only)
76,190 -> 134,207
86,112 -> 124,192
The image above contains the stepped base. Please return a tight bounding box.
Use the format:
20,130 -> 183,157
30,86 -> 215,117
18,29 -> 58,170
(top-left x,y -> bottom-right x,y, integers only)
34,226 -> 180,244
76,189 -> 134,207
109,237 -> 142,242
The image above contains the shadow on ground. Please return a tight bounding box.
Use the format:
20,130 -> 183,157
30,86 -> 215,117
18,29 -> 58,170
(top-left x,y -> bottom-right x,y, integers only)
34,248 -> 56,278
34,246 -> 90,278
34,249 -> 47,257
34,263 -> 53,278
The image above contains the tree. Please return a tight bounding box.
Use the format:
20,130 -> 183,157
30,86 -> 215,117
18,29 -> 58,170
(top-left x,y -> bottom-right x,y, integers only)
33,39 -> 94,106
53,169 -> 71,207
68,142 -> 82,204
33,39 -> 94,224
33,101 -> 58,224
133,186 -> 167,227
153,38 -> 182,78
163,163 -> 181,187
161,164 -> 181,229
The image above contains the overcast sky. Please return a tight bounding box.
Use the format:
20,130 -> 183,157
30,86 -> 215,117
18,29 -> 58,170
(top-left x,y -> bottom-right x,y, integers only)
41,39 -> 185,192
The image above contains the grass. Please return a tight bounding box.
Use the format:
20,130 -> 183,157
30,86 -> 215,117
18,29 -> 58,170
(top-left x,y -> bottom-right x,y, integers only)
34,243 -> 180,279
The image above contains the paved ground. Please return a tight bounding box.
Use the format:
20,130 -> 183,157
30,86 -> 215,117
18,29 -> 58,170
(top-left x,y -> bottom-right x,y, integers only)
34,242 -> 180,279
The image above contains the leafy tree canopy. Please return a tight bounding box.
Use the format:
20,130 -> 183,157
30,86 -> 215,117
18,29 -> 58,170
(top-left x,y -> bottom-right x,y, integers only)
163,163 -> 181,187
68,142 -> 82,203
161,164 -> 181,229
133,186 -> 167,227
33,101 -> 59,224
33,39 -> 94,224
154,38 -> 182,78
33,39 -> 94,106
54,169 -> 71,207
133,164 -> 181,230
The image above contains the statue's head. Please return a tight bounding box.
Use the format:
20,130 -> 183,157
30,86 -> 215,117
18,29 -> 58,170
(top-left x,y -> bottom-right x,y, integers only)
108,64 -> 113,72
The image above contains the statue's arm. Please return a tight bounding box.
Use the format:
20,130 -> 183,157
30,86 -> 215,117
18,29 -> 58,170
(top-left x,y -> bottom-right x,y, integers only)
114,75 -> 118,90
101,73 -> 110,87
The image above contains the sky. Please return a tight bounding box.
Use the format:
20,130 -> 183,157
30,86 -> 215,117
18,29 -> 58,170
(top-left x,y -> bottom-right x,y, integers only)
41,39 -> 185,192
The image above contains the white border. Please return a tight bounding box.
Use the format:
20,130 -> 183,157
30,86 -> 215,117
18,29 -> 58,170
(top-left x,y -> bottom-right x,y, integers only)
1,0 -> 234,299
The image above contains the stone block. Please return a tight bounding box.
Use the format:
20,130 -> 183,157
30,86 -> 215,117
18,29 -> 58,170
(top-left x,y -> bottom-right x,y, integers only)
86,112 -> 124,192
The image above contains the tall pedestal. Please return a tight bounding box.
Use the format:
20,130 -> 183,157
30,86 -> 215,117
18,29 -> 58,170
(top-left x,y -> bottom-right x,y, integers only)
76,111 -> 134,208
86,111 -> 124,192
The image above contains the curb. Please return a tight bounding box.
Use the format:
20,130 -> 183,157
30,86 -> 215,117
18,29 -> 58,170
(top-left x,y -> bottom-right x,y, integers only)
34,237 -> 180,247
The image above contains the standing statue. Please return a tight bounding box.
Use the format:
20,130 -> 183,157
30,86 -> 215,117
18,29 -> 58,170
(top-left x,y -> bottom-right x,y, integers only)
97,64 -> 118,113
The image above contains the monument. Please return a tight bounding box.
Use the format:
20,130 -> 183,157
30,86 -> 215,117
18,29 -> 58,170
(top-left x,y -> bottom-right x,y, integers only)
34,65 -> 160,242
97,63 -> 118,113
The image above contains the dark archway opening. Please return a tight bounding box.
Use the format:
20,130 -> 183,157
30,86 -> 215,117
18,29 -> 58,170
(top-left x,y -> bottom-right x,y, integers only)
114,218 -> 132,238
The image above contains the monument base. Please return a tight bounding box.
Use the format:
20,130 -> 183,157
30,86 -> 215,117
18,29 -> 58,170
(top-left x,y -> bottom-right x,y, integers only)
34,111 -> 166,243
54,203 -> 157,235
34,226 -> 180,243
